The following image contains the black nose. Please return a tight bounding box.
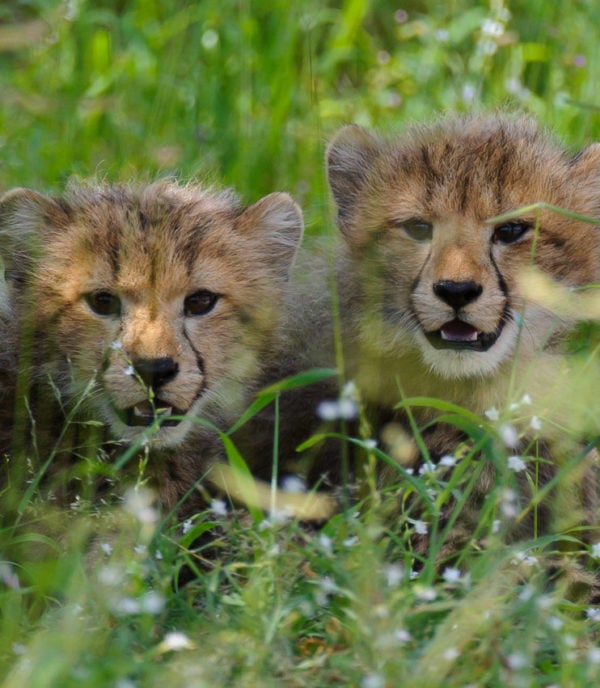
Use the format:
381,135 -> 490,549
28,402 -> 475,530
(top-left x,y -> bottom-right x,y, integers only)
433,280 -> 483,310
132,357 -> 179,389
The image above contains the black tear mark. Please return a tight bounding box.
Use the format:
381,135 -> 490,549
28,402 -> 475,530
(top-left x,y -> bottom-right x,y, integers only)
182,328 -> 205,377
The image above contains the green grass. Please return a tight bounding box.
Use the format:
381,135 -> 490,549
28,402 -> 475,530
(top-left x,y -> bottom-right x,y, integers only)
1,1 -> 600,686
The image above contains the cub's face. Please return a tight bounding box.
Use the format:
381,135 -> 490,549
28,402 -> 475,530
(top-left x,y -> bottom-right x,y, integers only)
327,118 -> 600,379
1,183 -> 303,447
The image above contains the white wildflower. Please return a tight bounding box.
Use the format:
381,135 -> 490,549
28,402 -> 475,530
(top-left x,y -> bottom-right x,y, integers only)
418,463 -> 435,476
155,550 -> 163,560
124,365 -> 135,376
484,406 -> 499,421
415,586 -> 436,601
547,615 -> 563,631
530,415 -> 542,431
462,83 -> 476,103
210,499 -> 228,516
384,564 -> 404,587
124,488 -> 158,525
280,474 -> 306,493
159,631 -> 194,651
0,563 -> 20,590
443,647 -> 459,661
512,551 -> 538,567
181,518 -> 193,534
394,628 -> 412,644
591,542 -> 600,558
505,77 -> 522,94
518,585 -> 534,602
499,424 -> 519,448
319,576 -> 337,595
363,438 -> 378,450
134,544 -> 147,556
140,591 -> 165,615
587,647 -> 600,664
361,673 -> 384,688
98,564 -> 123,586
500,487 -> 518,519
100,542 -> 113,556
481,18 -> 504,36
316,400 -> 339,421
506,652 -> 528,670
536,595 -> 554,610
115,597 -> 141,615
439,454 -> 457,467
201,29 -> 219,51
318,533 -> 333,552
442,567 -> 462,584
492,519 -> 501,534
338,398 -> 358,420
585,607 -> 600,622
341,380 -> 359,402
110,340 -> 123,350
521,393 -> 532,405
413,520 -> 428,535
115,681 -> 136,688
507,455 -> 526,473
343,536 -> 358,548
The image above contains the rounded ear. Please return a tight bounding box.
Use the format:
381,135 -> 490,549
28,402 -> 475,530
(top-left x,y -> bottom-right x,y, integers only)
569,142 -> 600,219
236,192 -> 304,280
0,188 -> 68,285
326,125 -> 383,232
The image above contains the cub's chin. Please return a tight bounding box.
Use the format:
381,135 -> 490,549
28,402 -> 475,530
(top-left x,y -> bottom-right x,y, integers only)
415,319 -> 519,379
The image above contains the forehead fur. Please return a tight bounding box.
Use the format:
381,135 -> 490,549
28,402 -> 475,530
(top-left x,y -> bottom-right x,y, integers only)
329,115 -> 600,226
57,180 -> 241,263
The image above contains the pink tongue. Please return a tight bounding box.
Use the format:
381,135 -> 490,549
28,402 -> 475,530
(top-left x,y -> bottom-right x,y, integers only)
440,319 -> 479,342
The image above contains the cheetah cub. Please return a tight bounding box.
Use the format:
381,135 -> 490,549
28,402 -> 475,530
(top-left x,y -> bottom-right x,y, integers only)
0,181 -> 303,515
325,115 -> 600,544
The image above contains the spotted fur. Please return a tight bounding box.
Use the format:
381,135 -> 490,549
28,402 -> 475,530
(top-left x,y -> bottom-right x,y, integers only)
0,180 -> 303,514
324,115 -> 600,545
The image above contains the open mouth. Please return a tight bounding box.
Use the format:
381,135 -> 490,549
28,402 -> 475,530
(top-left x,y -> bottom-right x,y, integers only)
117,400 -> 185,428
425,318 -> 502,352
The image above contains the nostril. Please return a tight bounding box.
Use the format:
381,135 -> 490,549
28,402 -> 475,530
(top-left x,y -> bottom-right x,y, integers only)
132,357 -> 179,389
433,280 -> 483,310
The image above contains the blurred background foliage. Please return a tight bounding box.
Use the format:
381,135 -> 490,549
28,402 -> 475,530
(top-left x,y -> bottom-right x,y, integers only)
0,0 -> 598,233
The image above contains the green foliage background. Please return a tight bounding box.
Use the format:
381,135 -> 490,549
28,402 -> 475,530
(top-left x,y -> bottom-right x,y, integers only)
1,1 -> 600,686
1,0 -> 599,224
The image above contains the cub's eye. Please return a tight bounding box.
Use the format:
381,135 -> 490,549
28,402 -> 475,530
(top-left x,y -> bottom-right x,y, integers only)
184,290 -> 218,316
85,290 -> 121,316
492,222 -> 532,245
396,218 -> 433,242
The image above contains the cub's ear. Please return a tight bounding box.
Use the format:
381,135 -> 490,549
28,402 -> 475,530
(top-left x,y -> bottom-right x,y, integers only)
236,192 -> 304,280
569,143 -> 600,219
326,124 -> 383,232
0,188 -> 68,287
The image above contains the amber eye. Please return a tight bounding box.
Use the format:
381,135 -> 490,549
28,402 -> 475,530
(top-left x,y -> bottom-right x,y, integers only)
85,290 -> 121,316
396,218 -> 433,242
492,222 -> 532,245
184,290 -> 218,316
